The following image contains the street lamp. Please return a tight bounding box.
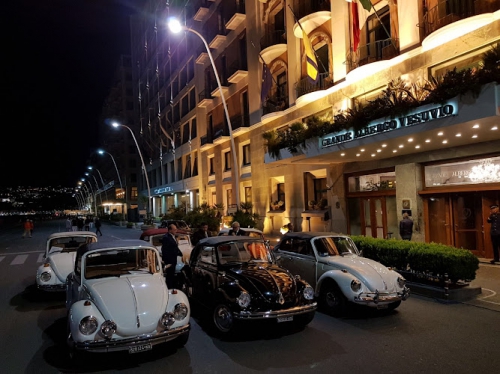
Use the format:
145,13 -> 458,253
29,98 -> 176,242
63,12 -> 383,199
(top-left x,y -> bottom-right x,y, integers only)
168,18 -> 240,208
97,150 -> 123,191
81,178 -> 97,214
110,122 -> 152,216
87,166 -> 108,202
78,183 -> 90,212
86,172 -> 103,210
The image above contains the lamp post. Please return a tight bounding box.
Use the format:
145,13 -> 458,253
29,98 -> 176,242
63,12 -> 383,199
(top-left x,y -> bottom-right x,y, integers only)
78,183 -> 90,212
88,166 -> 108,202
86,172 -> 103,212
97,149 -> 125,219
81,179 -> 97,215
110,122 -> 152,216
168,18 -> 240,208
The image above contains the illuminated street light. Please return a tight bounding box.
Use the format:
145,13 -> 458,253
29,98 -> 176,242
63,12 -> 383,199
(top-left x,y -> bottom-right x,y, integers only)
168,18 -> 240,208
97,149 -> 123,191
87,165 -> 108,202
110,122 -> 152,215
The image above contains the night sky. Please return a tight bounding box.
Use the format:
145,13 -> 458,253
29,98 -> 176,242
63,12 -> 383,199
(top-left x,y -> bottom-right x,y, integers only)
2,0 -> 145,187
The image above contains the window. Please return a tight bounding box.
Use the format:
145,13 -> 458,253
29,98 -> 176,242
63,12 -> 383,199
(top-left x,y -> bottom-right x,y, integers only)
224,151 -> 231,171
170,161 -> 175,183
181,95 -> 189,117
277,183 -> 285,206
182,122 -> 190,144
184,155 -> 191,178
177,158 -> 183,181
314,178 -> 327,204
191,118 -> 197,139
209,157 -> 215,175
192,153 -> 198,177
347,171 -> 396,192
227,189 -> 233,207
242,144 -> 251,166
245,186 -> 252,204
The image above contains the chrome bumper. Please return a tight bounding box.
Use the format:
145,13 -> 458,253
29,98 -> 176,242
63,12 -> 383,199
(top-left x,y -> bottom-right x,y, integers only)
70,324 -> 190,353
234,303 -> 317,320
354,287 -> 410,304
37,283 -> 66,292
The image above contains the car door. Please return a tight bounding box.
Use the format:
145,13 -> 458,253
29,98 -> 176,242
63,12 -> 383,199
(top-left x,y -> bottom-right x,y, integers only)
276,237 -> 317,287
191,245 -> 217,306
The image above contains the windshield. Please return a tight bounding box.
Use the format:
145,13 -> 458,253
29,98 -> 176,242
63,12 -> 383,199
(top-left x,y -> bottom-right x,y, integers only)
84,247 -> 160,279
48,236 -> 96,254
313,237 -> 360,256
217,240 -> 272,265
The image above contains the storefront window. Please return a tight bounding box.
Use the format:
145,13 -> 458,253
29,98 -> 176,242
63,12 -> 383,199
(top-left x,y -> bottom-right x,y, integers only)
347,172 -> 396,192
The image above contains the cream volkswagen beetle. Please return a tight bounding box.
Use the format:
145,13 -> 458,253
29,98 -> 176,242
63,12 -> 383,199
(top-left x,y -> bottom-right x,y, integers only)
274,232 -> 410,316
66,240 -> 190,358
36,231 -> 98,292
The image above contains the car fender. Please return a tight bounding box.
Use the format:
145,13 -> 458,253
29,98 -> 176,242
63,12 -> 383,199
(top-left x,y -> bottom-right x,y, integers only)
68,299 -> 106,343
214,280 -> 245,305
165,290 -> 191,327
36,264 -> 56,286
317,269 -> 362,301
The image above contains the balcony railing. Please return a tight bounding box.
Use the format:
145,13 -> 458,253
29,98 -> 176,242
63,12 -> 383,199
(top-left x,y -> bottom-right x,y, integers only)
263,86 -> 289,115
419,0 -> 500,37
213,123 -> 229,140
230,114 -> 250,131
346,38 -> 400,72
225,0 -> 246,20
295,0 -> 331,20
260,30 -> 287,51
295,72 -> 333,98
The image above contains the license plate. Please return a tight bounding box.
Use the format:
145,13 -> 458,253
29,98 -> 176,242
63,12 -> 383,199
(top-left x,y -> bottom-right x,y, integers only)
277,316 -> 293,323
377,304 -> 388,310
129,343 -> 152,354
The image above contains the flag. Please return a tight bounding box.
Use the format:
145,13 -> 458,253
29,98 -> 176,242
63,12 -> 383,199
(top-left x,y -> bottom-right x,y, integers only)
303,29 -> 318,83
351,0 -> 373,52
260,62 -> 273,103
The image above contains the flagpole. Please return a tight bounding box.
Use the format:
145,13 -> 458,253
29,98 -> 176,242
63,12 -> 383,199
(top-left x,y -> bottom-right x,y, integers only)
250,40 -> 278,85
357,0 -> 397,51
286,4 -> 328,75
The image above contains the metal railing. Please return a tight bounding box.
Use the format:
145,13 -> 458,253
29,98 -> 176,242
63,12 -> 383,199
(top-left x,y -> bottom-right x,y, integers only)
263,86 -> 289,115
230,114 -> 250,131
295,72 -> 333,98
346,38 -> 399,72
260,30 -> 287,50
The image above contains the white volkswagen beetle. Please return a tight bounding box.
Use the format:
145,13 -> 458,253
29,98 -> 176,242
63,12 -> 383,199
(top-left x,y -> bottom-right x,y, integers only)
274,232 -> 410,316
66,240 -> 190,358
36,231 -> 98,292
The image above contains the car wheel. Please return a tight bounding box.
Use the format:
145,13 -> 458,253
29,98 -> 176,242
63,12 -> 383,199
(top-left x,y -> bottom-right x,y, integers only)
213,303 -> 234,334
320,283 -> 347,316
173,330 -> 190,348
294,311 -> 315,327
387,300 -> 401,310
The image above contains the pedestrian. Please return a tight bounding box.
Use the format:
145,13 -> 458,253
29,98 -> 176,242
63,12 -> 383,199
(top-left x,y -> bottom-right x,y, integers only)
71,217 -> 78,231
22,219 -> 32,238
66,217 -> 72,232
192,222 -> 212,245
228,221 -> 246,236
161,224 -> 183,288
399,212 -> 413,241
286,222 -> 294,232
84,217 -> 91,231
94,217 -> 102,236
77,217 -> 84,231
29,219 -> 34,236
488,204 -> 500,264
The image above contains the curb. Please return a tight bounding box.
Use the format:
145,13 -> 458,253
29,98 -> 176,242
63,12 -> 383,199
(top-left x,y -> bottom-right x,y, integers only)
408,281 -> 482,302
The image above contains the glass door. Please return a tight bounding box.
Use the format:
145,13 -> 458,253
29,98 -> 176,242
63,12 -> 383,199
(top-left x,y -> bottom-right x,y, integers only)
452,193 -> 484,256
361,197 -> 387,238
427,196 -> 452,245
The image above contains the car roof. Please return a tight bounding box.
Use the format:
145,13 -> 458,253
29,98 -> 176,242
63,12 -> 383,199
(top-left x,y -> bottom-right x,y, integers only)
219,227 -> 263,234
281,232 -> 350,239
47,231 -> 98,240
77,239 -> 157,257
140,228 -> 168,237
196,235 -> 264,246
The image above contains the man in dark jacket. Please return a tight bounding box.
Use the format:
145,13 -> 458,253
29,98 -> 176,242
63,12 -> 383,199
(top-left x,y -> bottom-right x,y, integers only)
228,221 -> 246,236
488,205 -> 500,264
192,222 -> 211,245
161,224 -> 183,288
399,212 -> 413,241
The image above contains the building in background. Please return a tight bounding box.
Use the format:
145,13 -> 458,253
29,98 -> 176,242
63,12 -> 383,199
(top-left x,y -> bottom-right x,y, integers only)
124,0 -> 499,259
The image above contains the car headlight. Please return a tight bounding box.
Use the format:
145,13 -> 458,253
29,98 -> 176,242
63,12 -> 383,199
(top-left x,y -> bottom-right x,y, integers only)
173,303 -> 188,320
351,279 -> 362,292
100,320 -> 116,339
397,276 -> 406,288
40,272 -> 51,282
303,286 -> 314,300
79,316 -> 98,335
161,312 -> 175,327
236,291 -> 251,308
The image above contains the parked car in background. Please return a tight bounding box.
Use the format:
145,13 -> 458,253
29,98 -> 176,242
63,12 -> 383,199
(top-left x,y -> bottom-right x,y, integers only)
179,236 -> 316,335
36,231 -> 98,292
218,227 -> 274,250
274,232 -> 410,316
140,228 -> 193,274
65,240 -> 190,359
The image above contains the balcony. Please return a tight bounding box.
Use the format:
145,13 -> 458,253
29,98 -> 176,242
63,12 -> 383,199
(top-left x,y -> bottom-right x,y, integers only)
198,89 -> 214,107
295,72 -> 333,99
227,61 -> 248,84
263,87 -> 289,116
225,0 -> 246,30
212,124 -> 230,144
419,0 -> 500,38
230,114 -> 250,134
193,6 -> 209,22
200,135 -> 214,151
293,0 -> 331,37
346,38 -> 400,72
195,45 -> 209,64
260,30 -> 287,65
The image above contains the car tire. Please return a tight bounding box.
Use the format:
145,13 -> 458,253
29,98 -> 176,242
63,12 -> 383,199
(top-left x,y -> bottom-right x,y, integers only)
294,311 -> 315,327
320,283 -> 347,317
212,303 -> 234,334
173,330 -> 189,348
387,300 -> 401,310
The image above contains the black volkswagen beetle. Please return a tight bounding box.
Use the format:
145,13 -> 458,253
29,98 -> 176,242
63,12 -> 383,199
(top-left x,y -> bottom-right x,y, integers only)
179,236 -> 317,334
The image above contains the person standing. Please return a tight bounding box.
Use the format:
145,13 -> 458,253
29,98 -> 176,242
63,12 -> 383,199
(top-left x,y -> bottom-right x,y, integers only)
192,222 -> 212,245
488,204 -> 500,264
66,217 -> 72,232
161,224 -> 183,288
228,221 -> 246,236
22,218 -> 32,238
94,217 -> 102,236
399,212 -> 413,241
71,217 -> 78,231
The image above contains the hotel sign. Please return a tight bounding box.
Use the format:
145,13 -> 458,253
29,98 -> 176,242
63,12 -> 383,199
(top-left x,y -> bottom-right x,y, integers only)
425,156 -> 500,186
321,103 -> 456,148
154,186 -> 174,194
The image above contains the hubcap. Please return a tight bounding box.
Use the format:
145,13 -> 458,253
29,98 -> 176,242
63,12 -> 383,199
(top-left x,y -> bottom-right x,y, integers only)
214,305 -> 233,333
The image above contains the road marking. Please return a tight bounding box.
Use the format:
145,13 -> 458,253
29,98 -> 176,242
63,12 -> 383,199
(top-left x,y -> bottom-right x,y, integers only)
37,253 -> 45,262
11,254 -> 28,265
0,256 -> 4,263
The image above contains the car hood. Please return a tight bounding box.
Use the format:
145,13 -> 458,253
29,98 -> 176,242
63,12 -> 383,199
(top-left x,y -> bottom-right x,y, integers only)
320,255 -> 399,292
49,252 -> 77,282
227,263 -> 299,305
87,274 -> 168,335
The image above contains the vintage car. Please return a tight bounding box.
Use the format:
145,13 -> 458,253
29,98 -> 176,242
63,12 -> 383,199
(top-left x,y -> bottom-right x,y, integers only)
160,219 -> 191,233
274,232 -> 410,316
66,240 -> 190,358
140,228 -> 193,274
179,236 -> 316,335
218,227 -> 275,250
36,231 -> 98,292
